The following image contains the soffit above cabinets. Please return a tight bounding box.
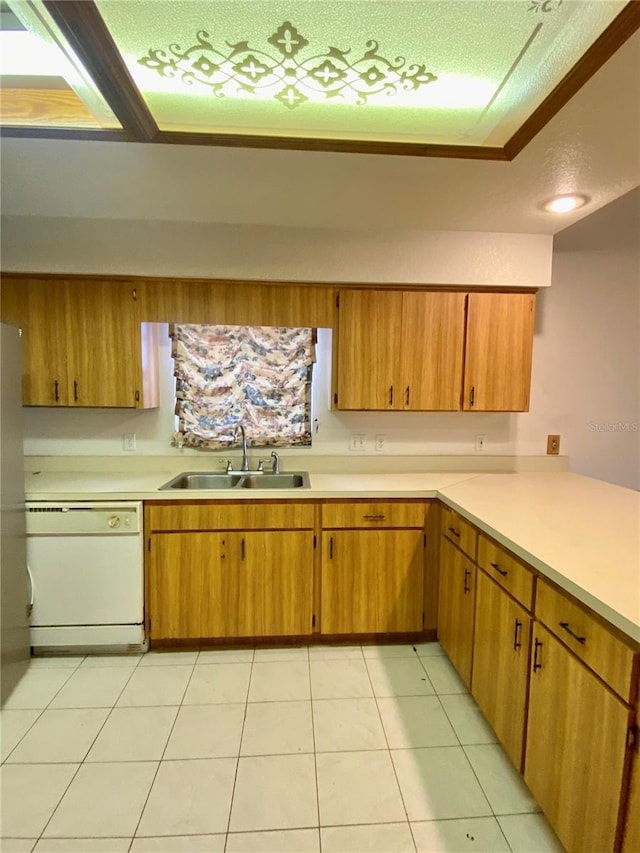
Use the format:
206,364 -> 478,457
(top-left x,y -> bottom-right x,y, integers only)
0,0 -> 638,159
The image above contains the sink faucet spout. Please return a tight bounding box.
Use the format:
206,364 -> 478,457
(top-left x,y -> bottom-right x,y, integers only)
233,424 -> 250,471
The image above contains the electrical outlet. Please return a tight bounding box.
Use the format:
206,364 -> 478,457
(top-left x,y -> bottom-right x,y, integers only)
547,434 -> 560,455
475,434 -> 486,451
374,434 -> 386,452
123,433 -> 137,451
349,434 -> 366,452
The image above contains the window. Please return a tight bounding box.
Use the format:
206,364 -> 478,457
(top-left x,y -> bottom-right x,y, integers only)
170,324 -> 315,449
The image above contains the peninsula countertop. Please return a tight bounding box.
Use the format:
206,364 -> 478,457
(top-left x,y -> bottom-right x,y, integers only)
24,468 -> 640,643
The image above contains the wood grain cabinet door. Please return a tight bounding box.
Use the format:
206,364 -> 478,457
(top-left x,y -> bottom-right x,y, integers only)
66,280 -> 138,407
471,569 -> 531,770
321,530 -> 379,634
437,536 -> 476,687
401,291 -> 465,411
148,533 -> 219,639
463,292 -> 535,412
524,623 -> 631,853
335,290 -> 402,410
376,529 -> 424,632
21,279 -> 70,406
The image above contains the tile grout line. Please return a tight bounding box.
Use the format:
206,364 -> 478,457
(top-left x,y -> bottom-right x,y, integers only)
32,654 -> 143,847
127,652 -> 202,851
222,645 -> 255,852
307,645 -> 323,853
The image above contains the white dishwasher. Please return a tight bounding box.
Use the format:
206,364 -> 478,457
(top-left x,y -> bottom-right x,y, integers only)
26,501 -> 146,652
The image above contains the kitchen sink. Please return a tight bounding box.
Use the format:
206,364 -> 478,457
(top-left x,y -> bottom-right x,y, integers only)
159,471 -> 310,490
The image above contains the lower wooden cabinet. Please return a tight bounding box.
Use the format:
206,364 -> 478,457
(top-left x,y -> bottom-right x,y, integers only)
524,623 -> 631,853
437,536 -> 476,687
148,528 -> 313,640
471,568 -> 531,770
320,529 -> 424,634
622,740 -> 640,852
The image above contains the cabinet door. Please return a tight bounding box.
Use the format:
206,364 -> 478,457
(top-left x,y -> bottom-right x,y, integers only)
22,279 -> 69,406
376,529 -> 424,632
236,531 -> 314,637
622,745 -> 640,853
401,291 -> 465,410
471,570 -> 531,769
149,533 -> 223,639
66,280 -> 138,407
438,537 -> 476,687
463,292 -> 535,412
525,624 -> 631,853
335,290 -> 403,410
321,531 -> 378,633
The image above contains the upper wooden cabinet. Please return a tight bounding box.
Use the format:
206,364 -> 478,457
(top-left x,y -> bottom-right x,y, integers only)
333,289 -> 536,412
334,290 -> 466,411
463,292 -> 536,412
1,276 -> 159,408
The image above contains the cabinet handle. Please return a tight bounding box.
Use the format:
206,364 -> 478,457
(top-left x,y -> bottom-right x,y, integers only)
329,536 -> 333,559
533,638 -> 543,672
490,561 -> 508,577
448,526 -> 460,538
363,514 -> 385,521
54,379 -> 59,402
73,380 -> 79,402
513,618 -> 522,650
241,537 -> 245,561
405,385 -> 410,406
559,621 -> 586,645
470,386 -> 475,407
389,385 -> 393,405
463,568 -> 471,594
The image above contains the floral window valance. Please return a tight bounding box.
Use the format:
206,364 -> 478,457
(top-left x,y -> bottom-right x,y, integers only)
170,324 -> 315,449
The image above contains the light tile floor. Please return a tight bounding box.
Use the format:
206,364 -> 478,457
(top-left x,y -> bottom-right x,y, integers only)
0,643 -> 564,853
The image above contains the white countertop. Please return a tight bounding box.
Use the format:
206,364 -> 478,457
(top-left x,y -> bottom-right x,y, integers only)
25,468 -> 640,643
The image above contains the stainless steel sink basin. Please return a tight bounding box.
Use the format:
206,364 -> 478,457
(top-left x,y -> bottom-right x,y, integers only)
159,471 -> 310,490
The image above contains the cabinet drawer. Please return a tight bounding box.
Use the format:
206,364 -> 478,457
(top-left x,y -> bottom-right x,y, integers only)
441,506 -> 477,559
322,502 -> 426,529
477,536 -> 534,611
148,502 -> 315,531
535,578 -> 638,702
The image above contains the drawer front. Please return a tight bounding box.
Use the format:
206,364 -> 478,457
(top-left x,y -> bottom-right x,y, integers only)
535,578 -> 637,702
441,506 -> 477,559
148,502 -> 315,531
321,502 -> 426,529
477,536 -> 534,611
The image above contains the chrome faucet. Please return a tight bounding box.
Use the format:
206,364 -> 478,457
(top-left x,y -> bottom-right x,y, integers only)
233,424 -> 250,471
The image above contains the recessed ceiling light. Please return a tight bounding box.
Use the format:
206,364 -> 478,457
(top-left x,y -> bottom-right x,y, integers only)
542,194 -> 589,214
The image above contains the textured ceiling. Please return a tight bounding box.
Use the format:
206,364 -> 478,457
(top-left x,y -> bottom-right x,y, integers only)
1,28 -> 638,236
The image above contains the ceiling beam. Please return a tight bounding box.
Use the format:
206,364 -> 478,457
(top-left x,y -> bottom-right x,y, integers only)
42,0 -> 158,141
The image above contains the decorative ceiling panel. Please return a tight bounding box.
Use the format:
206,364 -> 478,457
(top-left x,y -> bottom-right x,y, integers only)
95,0 -> 627,145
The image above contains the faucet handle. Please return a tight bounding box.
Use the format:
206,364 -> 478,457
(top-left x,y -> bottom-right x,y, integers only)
257,459 -> 268,473
225,460 -> 233,474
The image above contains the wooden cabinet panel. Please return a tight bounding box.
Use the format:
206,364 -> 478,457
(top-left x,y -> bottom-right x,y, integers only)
476,535 -> 534,610
148,502 -> 314,532
441,506 -> 477,561
463,292 -> 535,412
535,578 -> 636,702
320,529 -> 423,634
437,536 -> 476,687
525,623 -> 631,853
149,533 -> 216,639
21,279 -> 69,406
401,291 -> 465,410
622,742 -> 640,853
322,501 -> 425,529
471,569 -> 531,769
335,290 -> 402,410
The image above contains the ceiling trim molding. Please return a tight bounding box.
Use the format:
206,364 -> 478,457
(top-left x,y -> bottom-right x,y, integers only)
504,0 -> 640,159
41,0 -> 158,141
2,1 -> 639,160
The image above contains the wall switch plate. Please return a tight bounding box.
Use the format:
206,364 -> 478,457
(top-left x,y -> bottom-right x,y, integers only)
547,434 -> 560,455
123,433 -> 137,451
374,434 -> 386,452
475,435 -> 486,451
349,434 -> 366,452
